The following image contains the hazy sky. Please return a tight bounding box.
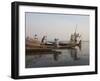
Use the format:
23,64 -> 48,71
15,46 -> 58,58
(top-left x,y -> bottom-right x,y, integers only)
25,12 -> 89,41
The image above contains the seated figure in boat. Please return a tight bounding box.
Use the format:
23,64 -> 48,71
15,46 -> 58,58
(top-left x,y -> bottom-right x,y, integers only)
54,38 -> 59,48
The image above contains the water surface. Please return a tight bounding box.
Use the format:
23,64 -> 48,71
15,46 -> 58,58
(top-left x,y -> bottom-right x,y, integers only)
25,42 -> 89,68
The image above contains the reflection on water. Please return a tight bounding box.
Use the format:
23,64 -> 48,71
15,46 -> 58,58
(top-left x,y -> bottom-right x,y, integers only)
70,48 -> 79,61
26,42 -> 89,68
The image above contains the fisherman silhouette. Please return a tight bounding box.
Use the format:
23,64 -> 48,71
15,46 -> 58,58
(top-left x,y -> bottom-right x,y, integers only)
41,36 -> 47,44
34,34 -> 38,40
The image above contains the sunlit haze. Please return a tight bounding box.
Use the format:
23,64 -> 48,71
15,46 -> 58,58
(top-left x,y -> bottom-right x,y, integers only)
25,12 -> 89,41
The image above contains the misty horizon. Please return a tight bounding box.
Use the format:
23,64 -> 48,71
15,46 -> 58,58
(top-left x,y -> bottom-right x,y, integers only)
25,12 -> 89,41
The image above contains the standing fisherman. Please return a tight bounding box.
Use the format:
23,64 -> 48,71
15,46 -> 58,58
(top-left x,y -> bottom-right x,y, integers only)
41,36 -> 47,44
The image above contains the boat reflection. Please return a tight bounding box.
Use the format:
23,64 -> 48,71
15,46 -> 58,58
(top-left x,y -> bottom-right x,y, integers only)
26,50 -> 61,62
53,53 -> 60,61
26,46 -> 82,63
25,41 -> 90,68
69,45 -> 81,61
70,48 -> 79,61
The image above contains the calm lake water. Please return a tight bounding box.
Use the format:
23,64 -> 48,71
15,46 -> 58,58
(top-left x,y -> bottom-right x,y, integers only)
25,42 -> 89,68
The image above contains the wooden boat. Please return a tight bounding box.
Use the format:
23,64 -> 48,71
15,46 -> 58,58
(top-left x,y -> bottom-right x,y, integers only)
26,25 -> 81,52
26,48 -> 61,54
58,40 -> 81,49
